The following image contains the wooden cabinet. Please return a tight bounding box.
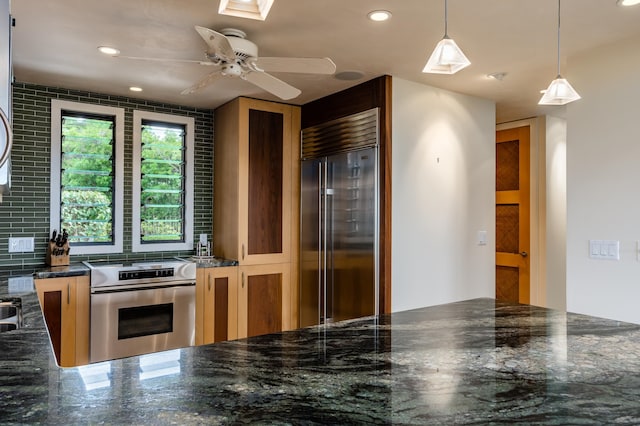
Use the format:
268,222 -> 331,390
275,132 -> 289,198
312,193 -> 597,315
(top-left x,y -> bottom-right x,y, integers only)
195,266 -> 238,345
213,97 -> 300,336
34,276 -> 89,367
214,97 -> 299,265
237,264 -> 291,339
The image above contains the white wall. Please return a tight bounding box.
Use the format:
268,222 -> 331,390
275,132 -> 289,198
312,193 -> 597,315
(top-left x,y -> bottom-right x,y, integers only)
566,34 -> 640,324
391,78 -> 496,312
544,116 -> 567,311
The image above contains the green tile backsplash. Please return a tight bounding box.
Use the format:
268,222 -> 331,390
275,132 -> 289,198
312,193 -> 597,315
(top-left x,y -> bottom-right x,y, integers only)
0,82 -> 214,268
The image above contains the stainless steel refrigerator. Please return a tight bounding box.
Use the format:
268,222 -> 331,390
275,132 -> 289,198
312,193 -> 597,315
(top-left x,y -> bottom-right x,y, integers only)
300,108 -> 379,327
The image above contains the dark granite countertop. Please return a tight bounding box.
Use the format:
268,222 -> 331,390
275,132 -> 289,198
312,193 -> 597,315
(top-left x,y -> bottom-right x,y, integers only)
33,262 -> 91,279
1,276 -> 640,424
187,256 -> 239,268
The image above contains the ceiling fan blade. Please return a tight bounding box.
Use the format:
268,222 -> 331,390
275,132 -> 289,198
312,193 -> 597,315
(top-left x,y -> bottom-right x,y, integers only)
115,55 -> 214,66
194,26 -> 236,62
181,71 -> 223,95
244,71 -> 302,100
255,57 -> 336,75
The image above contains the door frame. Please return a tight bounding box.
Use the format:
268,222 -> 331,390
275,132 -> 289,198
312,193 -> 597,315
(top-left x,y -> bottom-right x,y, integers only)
496,119 -> 544,306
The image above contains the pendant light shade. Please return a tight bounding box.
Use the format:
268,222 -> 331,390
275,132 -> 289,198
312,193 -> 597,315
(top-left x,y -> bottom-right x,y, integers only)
539,76 -> 581,105
422,36 -> 471,74
422,0 -> 470,75
539,0 -> 581,105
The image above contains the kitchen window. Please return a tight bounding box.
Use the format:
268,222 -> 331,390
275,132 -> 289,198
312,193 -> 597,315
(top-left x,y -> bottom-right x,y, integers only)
50,100 -> 124,255
132,111 -> 194,252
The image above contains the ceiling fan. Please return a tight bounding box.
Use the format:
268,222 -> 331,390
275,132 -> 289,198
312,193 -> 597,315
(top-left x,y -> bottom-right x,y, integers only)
116,26 -> 337,100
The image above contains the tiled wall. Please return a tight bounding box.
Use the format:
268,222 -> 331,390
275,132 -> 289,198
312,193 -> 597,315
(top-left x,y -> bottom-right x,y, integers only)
0,82 -> 214,268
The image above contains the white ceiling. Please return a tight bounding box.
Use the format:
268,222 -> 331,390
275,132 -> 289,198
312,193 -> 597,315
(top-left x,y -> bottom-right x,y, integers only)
11,0 -> 640,123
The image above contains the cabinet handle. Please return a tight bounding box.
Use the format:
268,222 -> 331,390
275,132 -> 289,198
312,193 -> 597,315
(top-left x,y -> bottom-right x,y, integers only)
242,244 -> 245,260
242,272 -> 245,288
208,273 -> 211,292
67,283 -> 70,305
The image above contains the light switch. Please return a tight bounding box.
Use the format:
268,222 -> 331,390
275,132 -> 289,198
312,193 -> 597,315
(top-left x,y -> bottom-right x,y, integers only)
608,242 -> 620,260
477,231 -> 487,246
589,239 -> 619,260
600,244 -> 608,256
8,237 -> 34,253
8,276 -> 34,293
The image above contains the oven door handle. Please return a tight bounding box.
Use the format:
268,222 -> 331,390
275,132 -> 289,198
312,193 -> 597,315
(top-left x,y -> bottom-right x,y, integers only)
91,280 -> 196,294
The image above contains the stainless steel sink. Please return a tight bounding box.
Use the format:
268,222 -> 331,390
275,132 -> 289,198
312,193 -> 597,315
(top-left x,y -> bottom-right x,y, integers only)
0,323 -> 17,332
0,304 -> 17,319
0,298 -> 22,332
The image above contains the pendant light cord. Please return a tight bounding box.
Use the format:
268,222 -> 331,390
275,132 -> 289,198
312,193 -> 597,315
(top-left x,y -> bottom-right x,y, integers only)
556,0 -> 561,77
444,0 -> 448,37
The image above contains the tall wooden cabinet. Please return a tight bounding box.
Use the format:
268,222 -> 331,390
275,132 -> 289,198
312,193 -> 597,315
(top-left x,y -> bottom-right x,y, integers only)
34,276 -> 89,367
214,97 -> 300,338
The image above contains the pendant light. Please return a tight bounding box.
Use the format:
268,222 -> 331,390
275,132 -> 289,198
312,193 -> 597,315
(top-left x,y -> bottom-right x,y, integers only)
422,0 -> 470,74
539,0 -> 581,105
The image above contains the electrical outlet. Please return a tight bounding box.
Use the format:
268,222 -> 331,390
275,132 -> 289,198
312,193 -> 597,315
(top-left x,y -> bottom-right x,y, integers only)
8,237 -> 35,253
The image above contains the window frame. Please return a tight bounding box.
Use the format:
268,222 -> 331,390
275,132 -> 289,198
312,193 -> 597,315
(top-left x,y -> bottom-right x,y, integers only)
50,100 -> 125,255
132,110 -> 195,253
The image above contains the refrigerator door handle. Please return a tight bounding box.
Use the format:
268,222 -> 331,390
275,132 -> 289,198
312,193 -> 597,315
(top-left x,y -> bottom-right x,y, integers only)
318,161 -> 325,323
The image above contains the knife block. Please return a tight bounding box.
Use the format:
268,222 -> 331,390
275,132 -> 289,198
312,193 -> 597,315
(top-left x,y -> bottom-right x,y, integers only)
46,241 -> 70,266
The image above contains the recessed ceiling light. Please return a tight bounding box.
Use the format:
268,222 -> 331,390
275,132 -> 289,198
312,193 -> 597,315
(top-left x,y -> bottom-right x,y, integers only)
617,0 -> 640,6
129,86 -> 143,92
98,46 -> 120,56
368,10 -> 392,21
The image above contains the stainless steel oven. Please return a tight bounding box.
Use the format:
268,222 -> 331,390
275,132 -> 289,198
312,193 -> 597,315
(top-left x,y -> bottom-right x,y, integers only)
84,259 -> 196,363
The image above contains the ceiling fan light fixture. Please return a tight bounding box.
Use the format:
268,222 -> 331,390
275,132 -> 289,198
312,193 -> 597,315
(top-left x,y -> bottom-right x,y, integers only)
422,0 -> 470,75
538,76 -> 581,105
422,36 -> 471,74
218,0 -> 274,21
539,0 -> 581,106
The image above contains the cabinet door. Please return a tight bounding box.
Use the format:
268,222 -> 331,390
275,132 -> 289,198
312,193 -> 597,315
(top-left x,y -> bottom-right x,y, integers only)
238,99 -> 293,265
196,266 -> 238,345
237,264 -> 291,339
35,276 -> 88,367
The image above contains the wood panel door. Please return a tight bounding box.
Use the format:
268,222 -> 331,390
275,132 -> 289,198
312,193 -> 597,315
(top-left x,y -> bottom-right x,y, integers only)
496,126 -> 530,304
213,98 -> 299,265
35,276 -> 89,367
196,266 -> 238,345
237,264 -> 291,339
239,99 -> 293,265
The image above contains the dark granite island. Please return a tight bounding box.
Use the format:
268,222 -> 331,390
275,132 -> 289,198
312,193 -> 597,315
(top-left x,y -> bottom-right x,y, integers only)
2,273 -> 640,424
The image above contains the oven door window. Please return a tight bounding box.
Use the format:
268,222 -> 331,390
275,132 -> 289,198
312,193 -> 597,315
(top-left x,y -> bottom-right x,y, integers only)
118,303 -> 173,340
